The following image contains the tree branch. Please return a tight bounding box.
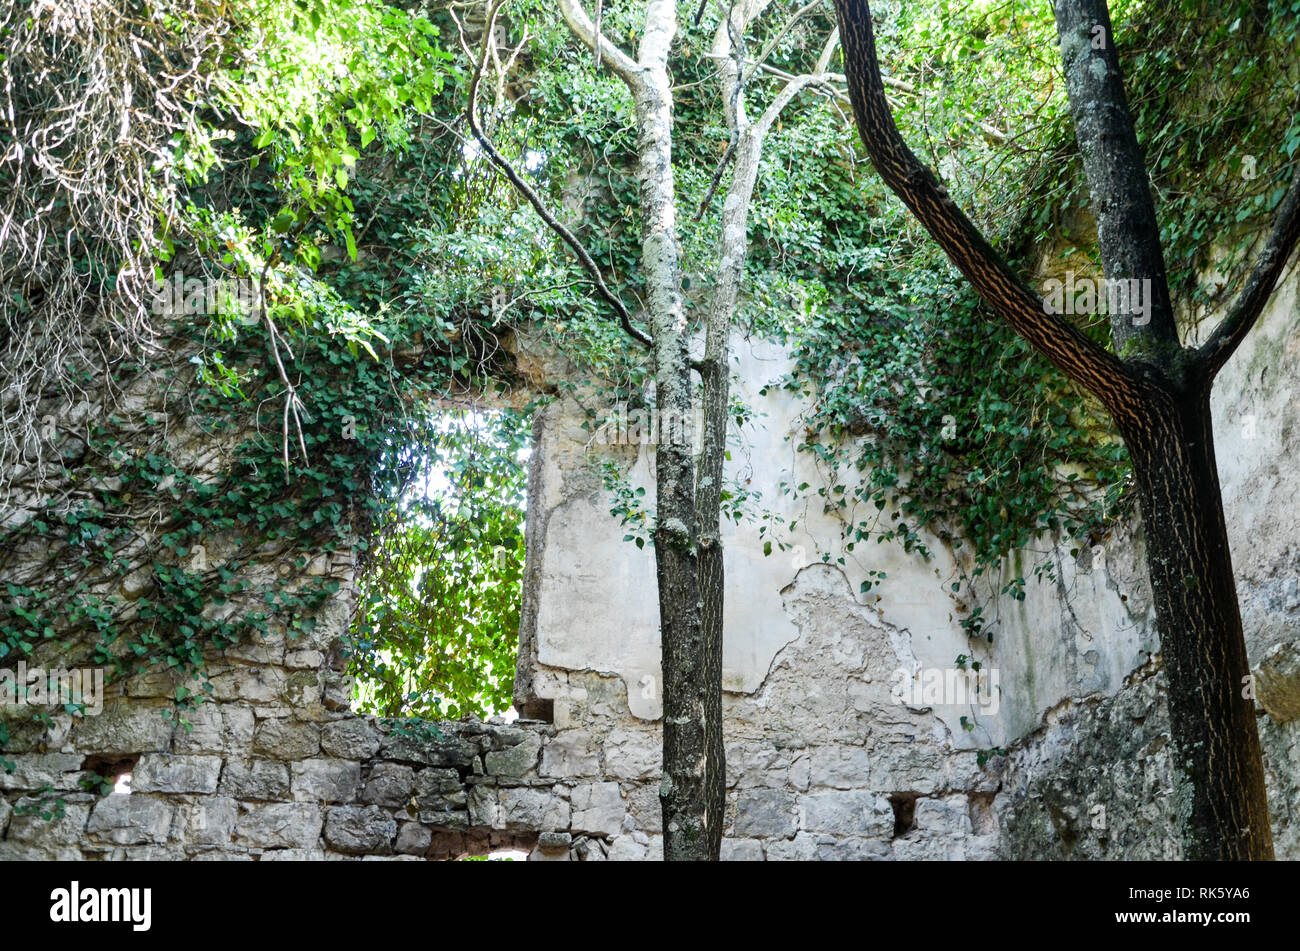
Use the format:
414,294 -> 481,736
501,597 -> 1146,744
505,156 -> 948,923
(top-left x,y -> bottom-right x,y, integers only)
832,0 -> 1142,415
1197,158 -> 1300,379
1052,0 -> 1179,360
557,0 -> 642,90
463,1 -> 652,349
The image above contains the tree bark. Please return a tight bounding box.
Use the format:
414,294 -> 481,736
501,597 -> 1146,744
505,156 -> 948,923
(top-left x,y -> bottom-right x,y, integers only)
625,1 -> 712,863
693,3 -> 840,859
1118,378 -> 1272,859
833,0 -> 1297,859
559,0 -> 712,860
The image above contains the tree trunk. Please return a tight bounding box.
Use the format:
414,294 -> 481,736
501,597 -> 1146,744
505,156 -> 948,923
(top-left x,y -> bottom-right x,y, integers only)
1118,380 -> 1273,860
695,353 -> 727,861
624,3 -> 712,862
555,0 -> 714,860
831,0 -> 1293,859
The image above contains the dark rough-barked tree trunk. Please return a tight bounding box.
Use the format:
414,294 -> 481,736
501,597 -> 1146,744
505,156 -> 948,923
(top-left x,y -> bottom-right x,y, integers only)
693,0 -> 841,862
833,0 -> 1300,859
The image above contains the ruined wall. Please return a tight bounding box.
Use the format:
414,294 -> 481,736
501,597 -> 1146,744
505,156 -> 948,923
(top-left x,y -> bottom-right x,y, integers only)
3,266 -> 1299,861
514,264 -> 1300,860
994,264 -> 1300,859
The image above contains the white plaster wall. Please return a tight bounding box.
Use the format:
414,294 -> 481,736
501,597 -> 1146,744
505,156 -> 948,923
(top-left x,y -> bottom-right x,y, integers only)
523,262 -> 1300,858
531,333 -> 1153,748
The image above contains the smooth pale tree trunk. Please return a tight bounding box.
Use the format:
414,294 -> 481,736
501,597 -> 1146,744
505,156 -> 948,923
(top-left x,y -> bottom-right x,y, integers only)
558,0 -> 710,860
556,0 -> 839,859
695,3 -> 840,858
627,4 -> 711,863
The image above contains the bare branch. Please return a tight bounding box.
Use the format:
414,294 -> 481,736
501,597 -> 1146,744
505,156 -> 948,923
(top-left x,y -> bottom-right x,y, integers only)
557,0 -> 641,89
832,0 -> 1142,415
1197,158 -> 1300,379
462,1 -> 652,349
754,30 -> 841,138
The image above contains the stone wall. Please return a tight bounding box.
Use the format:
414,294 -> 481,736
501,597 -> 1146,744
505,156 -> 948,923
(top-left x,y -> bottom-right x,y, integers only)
510,263 -> 1300,860
3,266 -> 1299,861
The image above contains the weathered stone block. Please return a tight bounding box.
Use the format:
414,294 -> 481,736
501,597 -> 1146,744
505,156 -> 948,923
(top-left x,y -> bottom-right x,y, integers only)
179,797 -> 238,847
537,830 -> 572,852
234,803 -> 323,849
570,781 -> 624,836
624,782 -> 663,834
124,669 -> 182,699
320,718 -> 380,759
891,830 -> 967,861
734,788 -> 796,838
606,832 -> 663,861
322,672 -> 354,712
868,745 -> 942,794
396,822 -> 432,855
913,795 -> 972,836
282,670 -> 323,707
726,741 -> 787,788
86,795 -> 172,845
72,703 -> 172,755
540,731 -> 599,778
225,640 -> 284,666
291,758 -> 361,803
209,667 -> 288,705
324,805 -> 397,855
808,746 -> 871,790
220,758 -> 291,800
603,728 -> 659,780
380,729 -> 475,768
362,763 -> 416,807
801,790 -> 893,837
814,836 -> 892,861
6,800 -> 91,845
414,767 -> 462,805
284,649 -> 326,670
764,831 -> 819,861
253,718 -> 321,760
488,725 -> 539,749
0,753 -> 84,791
420,807 -> 469,830
573,835 -> 608,861
133,754 -> 223,794
484,731 -> 541,777
467,785 -> 497,827
498,787 -> 570,831
720,838 -> 765,861
172,703 -> 254,754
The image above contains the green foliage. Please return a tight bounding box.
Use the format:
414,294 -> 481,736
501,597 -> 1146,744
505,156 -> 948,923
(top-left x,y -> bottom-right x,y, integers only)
381,717 -> 445,744
758,0 -> 1298,639
347,409 -> 530,720
0,0 -> 533,746
5,0 -> 1296,763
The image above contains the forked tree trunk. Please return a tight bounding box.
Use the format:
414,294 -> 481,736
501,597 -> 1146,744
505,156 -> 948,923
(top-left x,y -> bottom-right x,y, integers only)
1119,381 -> 1272,859
833,0 -> 1300,860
